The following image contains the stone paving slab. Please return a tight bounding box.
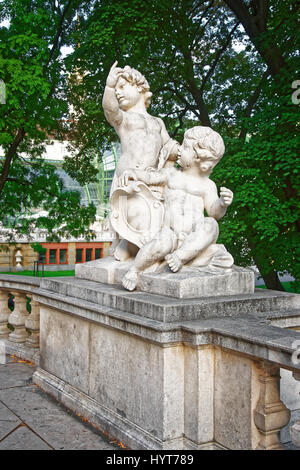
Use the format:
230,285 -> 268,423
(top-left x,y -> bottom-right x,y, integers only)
0,362 -> 35,390
0,356 -> 121,450
0,401 -> 21,440
0,425 -> 52,450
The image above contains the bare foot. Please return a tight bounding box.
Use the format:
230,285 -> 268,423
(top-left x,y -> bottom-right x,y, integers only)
165,253 -> 182,272
122,270 -> 138,291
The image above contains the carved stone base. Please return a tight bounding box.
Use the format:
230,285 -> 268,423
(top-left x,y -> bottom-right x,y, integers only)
75,256 -> 254,299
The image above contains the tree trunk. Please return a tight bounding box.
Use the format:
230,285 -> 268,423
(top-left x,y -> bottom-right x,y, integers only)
223,0 -> 288,78
262,270 -> 285,291
251,246 -> 285,291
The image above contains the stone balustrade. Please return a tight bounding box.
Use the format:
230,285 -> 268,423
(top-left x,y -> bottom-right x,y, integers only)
0,275 -> 40,364
0,274 -> 300,450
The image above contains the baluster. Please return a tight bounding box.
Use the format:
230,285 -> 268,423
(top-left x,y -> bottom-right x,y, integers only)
8,292 -> 29,343
0,290 -> 11,338
254,361 -> 290,450
25,297 -> 40,348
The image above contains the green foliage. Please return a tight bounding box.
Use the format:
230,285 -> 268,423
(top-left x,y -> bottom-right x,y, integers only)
214,74 -> 300,285
0,0 -> 97,241
30,243 -> 46,255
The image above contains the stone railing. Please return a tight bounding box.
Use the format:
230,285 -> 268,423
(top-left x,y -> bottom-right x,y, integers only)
0,274 -> 300,450
0,276 -> 41,364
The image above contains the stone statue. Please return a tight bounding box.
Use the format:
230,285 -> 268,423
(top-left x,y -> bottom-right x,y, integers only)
102,62 -> 179,262
117,126 -> 234,291
102,62 -> 235,292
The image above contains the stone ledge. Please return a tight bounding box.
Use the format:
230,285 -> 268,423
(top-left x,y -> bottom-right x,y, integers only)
33,288 -> 300,371
39,277 -> 300,323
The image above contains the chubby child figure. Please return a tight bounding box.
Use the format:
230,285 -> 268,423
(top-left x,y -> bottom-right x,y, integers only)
118,126 -> 233,291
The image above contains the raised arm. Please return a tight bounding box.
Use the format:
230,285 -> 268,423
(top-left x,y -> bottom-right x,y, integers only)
204,181 -> 233,220
102,61 -> 123,128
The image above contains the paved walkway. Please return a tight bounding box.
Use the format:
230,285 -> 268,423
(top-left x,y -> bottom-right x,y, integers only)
0,355 -> 121,450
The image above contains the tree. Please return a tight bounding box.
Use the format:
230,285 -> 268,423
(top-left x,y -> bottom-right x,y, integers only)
67,0 -> 300,289
219,0 -> 300,289
0,0 -> 97,241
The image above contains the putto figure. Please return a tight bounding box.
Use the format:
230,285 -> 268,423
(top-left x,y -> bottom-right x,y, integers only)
118,126 -> 234,291
102,62 -> 178,261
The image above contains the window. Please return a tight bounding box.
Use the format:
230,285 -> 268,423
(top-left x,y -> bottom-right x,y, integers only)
49,249 -> 57,264
59,249 -> 67,264
41,243 -> 68,265
86,248 -> 92,262
76,249 -> 83,263
75,243 -> 106,263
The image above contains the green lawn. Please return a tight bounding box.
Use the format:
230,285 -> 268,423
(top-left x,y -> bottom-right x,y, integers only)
256,281 -> 300,294
0,270 -> 75,277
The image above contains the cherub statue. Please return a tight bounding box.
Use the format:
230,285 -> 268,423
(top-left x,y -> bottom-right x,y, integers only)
117,126 -> 234,291
102,62 -> 178,261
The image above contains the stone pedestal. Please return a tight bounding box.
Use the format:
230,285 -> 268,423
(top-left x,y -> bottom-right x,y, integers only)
75,257 -> 255,299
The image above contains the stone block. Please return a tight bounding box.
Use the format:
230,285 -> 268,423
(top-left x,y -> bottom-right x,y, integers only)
214,348 -> 260,450
76,257 -> 255,299
39,306 -> 90,394
139,265 -> 254,298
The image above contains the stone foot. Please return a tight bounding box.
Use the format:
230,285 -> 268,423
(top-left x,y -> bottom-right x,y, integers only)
122,270 -> 138,291
165,253 -> 182,272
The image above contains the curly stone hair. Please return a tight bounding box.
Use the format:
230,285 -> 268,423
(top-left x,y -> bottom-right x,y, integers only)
119,65 -> 153,108
179,126 -> 225,168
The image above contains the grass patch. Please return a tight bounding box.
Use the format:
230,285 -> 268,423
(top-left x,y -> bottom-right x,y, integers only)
256,281 -> 300,294
0,270 -> 75,277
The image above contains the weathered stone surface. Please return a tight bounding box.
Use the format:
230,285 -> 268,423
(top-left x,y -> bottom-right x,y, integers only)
281,409 -> 300,444
0,425 -> 52,450
291,421 -> 300,448
0,362 -> 35,389
39,276 -> 300,323
76,258 -> 254,298
139,265 -> 254,298
214,349 -> 260,450
39,306 -> 90,394
0,401 -> 21,440
184,345 -> 214,444
4,341 -> 40,365
0,384 -> 117,450
75,256 -> 130,284
280,369 -> 300,413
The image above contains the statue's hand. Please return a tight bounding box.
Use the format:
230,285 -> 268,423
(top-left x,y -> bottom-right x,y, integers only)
106,61 -> 123,88
118,170 -> 137,187
220,187 -> 233,207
